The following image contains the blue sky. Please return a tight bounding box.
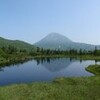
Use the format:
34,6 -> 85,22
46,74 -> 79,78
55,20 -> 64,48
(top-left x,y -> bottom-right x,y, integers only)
0,0 -> 100,45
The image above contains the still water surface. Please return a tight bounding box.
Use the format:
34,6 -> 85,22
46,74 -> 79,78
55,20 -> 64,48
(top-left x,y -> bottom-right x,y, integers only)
0,58 -> 99,86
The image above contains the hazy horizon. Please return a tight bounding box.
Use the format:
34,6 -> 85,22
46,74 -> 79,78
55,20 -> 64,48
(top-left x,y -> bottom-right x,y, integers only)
0,0 -> 100,45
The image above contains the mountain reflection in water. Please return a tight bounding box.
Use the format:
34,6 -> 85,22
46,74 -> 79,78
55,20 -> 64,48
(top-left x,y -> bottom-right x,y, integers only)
35,58 -> 76,72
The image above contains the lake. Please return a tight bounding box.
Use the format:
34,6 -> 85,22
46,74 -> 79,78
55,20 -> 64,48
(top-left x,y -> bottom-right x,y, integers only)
0,57 -> 99,86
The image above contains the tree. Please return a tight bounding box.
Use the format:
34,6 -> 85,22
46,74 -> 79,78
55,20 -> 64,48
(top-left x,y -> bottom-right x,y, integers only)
79,49 -> 82,55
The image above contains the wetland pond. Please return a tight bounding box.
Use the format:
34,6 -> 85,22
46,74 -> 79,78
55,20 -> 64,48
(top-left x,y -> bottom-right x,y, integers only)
0,57 -> 99,86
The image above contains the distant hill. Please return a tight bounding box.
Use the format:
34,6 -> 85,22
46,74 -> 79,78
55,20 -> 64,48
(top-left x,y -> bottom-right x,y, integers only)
34,33 -> 100,50
0,37 -> 36,51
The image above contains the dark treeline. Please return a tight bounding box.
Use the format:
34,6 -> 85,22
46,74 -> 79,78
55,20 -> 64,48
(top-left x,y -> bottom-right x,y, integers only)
0,45 -> 32,66
0,45 -> 100,57
0,45 -> 100,66
30,46 -> 100,56
1,45 -> 28,55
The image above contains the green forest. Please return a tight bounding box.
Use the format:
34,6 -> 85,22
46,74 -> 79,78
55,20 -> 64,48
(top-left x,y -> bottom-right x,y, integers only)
0,44 -> 100,66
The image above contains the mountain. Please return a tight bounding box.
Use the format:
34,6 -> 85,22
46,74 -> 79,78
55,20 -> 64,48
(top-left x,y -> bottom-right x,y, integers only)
34,33 -> 100,50
0,37 -> 36,51
35,33 -> 73,49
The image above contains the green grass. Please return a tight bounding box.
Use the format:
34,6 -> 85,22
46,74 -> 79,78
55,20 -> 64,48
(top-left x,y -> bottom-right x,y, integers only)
86,65 -> 100,75
0,57 -> 100,100
76,55 -> 100,61
0,54 -> 33,67
0,76 -> 100,100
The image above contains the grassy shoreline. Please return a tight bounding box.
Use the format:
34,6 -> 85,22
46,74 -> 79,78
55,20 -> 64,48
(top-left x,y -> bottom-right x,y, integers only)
33,55 -> 100,60
0,76 -> 100,100
85,65 -> 100,75
0,55 -> 100,67
0,56 -> 100,100
0,55 -> 33,67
